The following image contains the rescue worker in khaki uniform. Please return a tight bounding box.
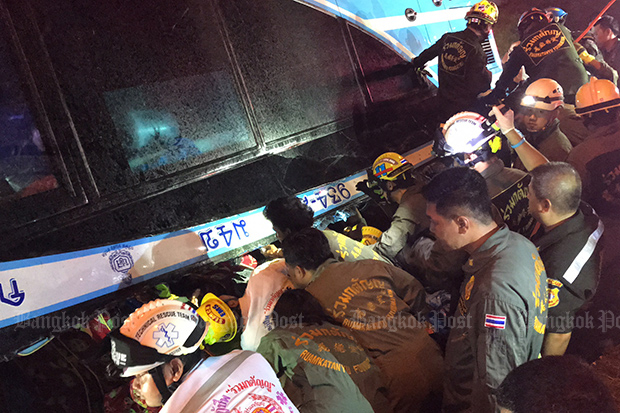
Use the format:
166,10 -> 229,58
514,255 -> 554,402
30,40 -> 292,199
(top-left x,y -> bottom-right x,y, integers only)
527,163 -> 604,356
240,196 -> 387,352
513,78 -> 572,170
257,289 -> 392,413
422,167 -> 547,413
412,0 -> 498,120
282,228 -> 444,413
364,152 -> 428,265
568,77 -> 620,270
488,8 -> 588,105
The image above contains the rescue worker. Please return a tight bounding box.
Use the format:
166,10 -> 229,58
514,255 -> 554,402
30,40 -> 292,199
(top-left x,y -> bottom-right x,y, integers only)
496,356 -> 617,413
531,8 -> 597,147
437,111 -> 538,236
240,196 -> 387,352
109,297 -> 299,412
488,8 -> 588,105
412,0 -> 499,120
591,16 -> 620,84
545,7 -> 605,68
257,289 -> 391,413
567,77 -> 620,270
282,228 -> 444,413
423,167 -> 547,413
527,163 -> 603,356
262,195 -> 387,263
513,78 -> 572,170
365,152 -> 428,265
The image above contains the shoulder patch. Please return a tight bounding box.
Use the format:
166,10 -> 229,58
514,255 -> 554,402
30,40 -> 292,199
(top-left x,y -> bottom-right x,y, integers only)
485,314 -> 506,329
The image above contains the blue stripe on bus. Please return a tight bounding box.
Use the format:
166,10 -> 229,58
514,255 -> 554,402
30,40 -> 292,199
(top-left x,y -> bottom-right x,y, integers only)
0,254 -> 209,329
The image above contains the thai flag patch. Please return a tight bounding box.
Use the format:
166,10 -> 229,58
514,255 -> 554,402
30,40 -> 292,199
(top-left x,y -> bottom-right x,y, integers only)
485,314 -> 506,329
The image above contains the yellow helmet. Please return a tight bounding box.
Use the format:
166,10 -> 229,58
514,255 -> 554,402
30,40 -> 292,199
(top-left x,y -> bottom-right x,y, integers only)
576,77 -> 620,115
196,293 -> 238,345
521,78 -> 564,111
372,152 -> 413,181
465,0 -> 499,25
361,226 -> 383,246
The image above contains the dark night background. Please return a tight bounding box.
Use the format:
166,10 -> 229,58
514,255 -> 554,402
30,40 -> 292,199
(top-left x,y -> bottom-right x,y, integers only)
493,0 -> 620,55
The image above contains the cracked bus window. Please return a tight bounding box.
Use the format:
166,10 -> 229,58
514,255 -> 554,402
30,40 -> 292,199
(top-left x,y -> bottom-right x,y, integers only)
0,31 -> 57,200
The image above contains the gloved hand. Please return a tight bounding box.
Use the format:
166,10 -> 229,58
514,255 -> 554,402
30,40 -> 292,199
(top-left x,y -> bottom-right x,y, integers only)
574,41 -> 596,64
356,179 -> 385,204
411,58 -> 432,77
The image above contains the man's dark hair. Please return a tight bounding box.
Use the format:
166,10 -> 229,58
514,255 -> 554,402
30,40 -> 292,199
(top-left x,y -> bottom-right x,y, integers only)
496,356 -> 617,413
595,15 -> 620,37
273,289 -> 335,326
423,167 -> 493,224
282,227 -> 333,271
530,162 -> 581,216
264,196 -> 314,234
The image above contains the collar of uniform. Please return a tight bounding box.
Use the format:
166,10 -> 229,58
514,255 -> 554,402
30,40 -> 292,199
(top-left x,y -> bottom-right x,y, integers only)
463,26 -> 483,43
311,258 -> 339,283
462,224 -> 509,273
586,119 -> 620,142
479,158 -> 504,180
532,202 -> 596,251
603,37 -> 620,57
524,118 -> 560,146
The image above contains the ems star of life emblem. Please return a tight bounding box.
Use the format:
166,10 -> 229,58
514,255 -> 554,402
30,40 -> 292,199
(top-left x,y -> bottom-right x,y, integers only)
153,323 -> 179,348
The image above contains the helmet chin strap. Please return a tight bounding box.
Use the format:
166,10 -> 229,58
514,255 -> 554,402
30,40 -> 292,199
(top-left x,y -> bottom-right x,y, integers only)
455,147 -> 492,168
150,365 -> 174,405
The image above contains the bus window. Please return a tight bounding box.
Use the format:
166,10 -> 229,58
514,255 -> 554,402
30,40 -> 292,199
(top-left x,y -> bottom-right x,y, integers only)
32,0 -> 256,193
347,24 -> 421,103
218,0 -> 365,144
0,23 -> 57,200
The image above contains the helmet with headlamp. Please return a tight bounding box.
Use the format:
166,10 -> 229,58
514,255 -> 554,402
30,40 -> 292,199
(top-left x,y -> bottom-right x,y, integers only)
435,111 -> 502,167
521,78 -> 564,111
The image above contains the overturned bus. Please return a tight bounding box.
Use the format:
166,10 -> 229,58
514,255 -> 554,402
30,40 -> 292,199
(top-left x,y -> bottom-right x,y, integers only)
0,0 -> 502,359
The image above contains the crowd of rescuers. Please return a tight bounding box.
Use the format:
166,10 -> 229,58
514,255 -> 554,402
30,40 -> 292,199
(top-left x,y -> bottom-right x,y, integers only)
104,3 -> 620,413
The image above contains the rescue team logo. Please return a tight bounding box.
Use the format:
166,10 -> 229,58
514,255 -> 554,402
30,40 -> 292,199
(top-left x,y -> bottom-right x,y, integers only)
547,278 -> 563,308
245,394 -> 288,413
521,23 -> 569,66
532,253 -> 547,334
458,275 -> 475,316
441,36 -> 472,76
464,276 -> 475,301
485,314 -> 506,329
494,175 -> 535,238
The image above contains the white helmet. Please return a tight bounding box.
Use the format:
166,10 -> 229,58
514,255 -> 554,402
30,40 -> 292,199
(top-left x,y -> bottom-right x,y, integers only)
440,111 -> 500,155
521,78 -> 564,111
112,299 -> 207,377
